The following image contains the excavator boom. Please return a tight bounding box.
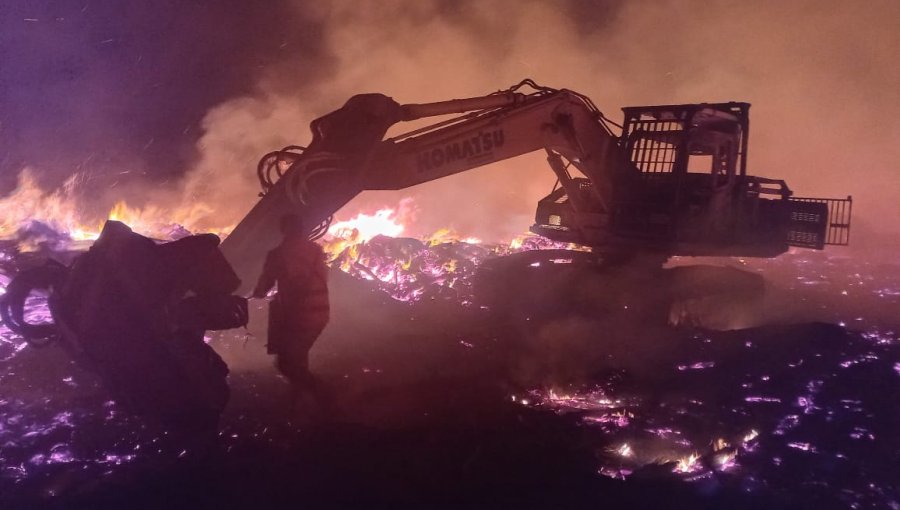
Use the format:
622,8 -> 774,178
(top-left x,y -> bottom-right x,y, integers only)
222,84 -> 635,291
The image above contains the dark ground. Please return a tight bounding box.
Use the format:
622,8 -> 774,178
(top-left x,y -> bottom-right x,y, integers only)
1,249 -> 898,509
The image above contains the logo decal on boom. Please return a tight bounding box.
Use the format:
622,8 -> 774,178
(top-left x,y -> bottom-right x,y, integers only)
416,130 -> 505,172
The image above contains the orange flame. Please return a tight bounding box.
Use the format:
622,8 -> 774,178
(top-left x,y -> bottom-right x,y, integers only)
424,228 -> 482,247
0,170 -> 87,242
322,205 -> 410,263
0,169 -> 232,249
327,207 -> 406,243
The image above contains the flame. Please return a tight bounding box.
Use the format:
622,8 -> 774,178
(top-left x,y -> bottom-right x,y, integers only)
100,200 -> 228,240
0,179 -> 580,302
315,200 -> 593,303
322,206 -> 409,264
320,203 -> 487,302
327,207 -> 406,243
424,228 -> 482,246
509,234 -> 527,250
674,453 -> 701,473
0,169 -> 232,249
0,170 -> 88,242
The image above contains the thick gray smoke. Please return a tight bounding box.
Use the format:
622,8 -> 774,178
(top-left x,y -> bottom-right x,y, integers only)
179,0 -> 900,242
3,0 -> 898,242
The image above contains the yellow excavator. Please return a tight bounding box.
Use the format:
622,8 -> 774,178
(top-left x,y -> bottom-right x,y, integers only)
0,80 -> 853,427
222,79 -> 851,292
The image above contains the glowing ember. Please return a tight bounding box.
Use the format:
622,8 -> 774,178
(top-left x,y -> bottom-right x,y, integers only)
583,411 -> 631,428
1,195 -> 899,507
676,361 -> 715,371
548,389 -> 608,408
674,453 -> 701,474
742,429 -> 759,443
773,414 -> 800,436
786,441 -> 816,452
744,396 -> 782,403
319,204 -> 591,304
712,450 -> 737,471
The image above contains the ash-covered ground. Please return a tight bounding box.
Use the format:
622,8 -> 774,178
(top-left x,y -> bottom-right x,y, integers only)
1,240 -> 898,509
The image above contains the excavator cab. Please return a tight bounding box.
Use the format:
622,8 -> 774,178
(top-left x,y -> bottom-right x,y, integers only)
532,102 -> 852,257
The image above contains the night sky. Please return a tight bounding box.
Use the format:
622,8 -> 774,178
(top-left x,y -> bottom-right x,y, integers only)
0,0 -> 331,191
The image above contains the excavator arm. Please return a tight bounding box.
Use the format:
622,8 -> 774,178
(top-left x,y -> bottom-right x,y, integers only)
222,82 -> 638,292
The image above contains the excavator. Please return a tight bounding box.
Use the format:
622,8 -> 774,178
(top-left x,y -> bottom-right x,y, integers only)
0,80 -> 853,428
221,79 -> 851,291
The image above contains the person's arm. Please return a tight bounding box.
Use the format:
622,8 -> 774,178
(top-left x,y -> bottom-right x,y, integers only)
252,251 -> 277,298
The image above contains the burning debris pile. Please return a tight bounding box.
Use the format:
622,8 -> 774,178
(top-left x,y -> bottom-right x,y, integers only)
323,231 -> 580,304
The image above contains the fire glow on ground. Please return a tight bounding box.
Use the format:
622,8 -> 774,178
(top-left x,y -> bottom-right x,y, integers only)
1,206 -> 898,508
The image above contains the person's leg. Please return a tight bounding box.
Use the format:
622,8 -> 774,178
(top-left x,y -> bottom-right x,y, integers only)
275,334 -> 319,420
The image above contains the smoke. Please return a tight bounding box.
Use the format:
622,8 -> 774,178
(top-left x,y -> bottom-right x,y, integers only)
174,0 -> 618,236
0,0 -> 327,202
3,0 -> 899,241
176,0 -> 900,242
